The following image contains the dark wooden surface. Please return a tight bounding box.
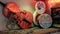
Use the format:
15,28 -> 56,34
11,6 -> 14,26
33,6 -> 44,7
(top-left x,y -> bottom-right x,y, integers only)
0,27 -> 60,34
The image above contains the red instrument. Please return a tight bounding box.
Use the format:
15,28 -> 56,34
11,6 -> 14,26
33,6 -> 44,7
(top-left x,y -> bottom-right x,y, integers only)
3,2 -> 21,18
17,11 -> 33,29
0,2 -> 33,29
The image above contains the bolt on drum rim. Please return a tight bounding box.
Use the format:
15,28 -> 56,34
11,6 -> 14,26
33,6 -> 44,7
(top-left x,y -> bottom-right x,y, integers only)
35,1 -> 46,14
39,14 -> 52,28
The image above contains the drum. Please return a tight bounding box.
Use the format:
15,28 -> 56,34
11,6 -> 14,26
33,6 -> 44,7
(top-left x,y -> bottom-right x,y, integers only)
39,14 -> 52,28
35,1 -> 46,14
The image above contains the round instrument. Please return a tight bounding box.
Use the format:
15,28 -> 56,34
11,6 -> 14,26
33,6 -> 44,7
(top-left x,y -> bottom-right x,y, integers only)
39,14 -> 52,28
18,10 -> 33,29
35,1 -> 46,14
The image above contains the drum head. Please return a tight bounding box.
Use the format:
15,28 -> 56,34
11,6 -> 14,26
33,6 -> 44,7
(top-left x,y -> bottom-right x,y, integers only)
39,14 -> 52,28
35,1 -> 46,14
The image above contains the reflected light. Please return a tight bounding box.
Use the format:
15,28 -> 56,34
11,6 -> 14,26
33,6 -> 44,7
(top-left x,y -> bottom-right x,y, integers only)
48,0 -> 60,8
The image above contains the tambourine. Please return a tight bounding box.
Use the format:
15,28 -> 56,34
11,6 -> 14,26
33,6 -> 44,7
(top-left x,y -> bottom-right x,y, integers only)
39,14 -> 52,28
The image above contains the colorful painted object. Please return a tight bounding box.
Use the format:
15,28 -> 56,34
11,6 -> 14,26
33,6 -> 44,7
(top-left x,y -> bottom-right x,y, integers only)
2,2 -> 21,18
17,10 -> 33,29
0,2 -> 33,29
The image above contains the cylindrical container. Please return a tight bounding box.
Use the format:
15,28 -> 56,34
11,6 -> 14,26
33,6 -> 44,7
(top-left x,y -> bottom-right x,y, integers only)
33,1 -> 46,26
33,11 -> 52,28
33,1 -> 52,28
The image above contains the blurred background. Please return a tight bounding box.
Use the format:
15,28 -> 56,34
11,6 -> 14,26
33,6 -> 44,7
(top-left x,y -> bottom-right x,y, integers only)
0,0 -> 60,34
